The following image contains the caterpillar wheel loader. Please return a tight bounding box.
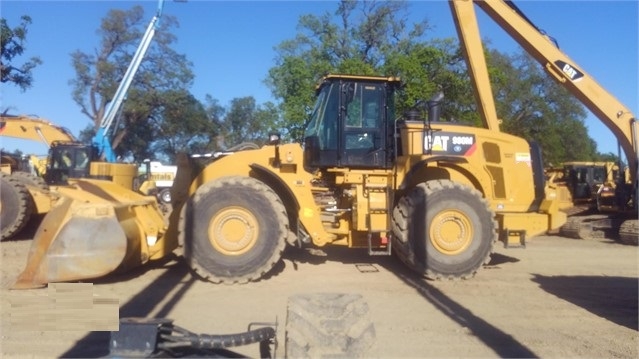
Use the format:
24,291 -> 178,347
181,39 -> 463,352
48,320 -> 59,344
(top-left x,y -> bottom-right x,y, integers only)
12,70 -> 565,288
14,0 -> 638,289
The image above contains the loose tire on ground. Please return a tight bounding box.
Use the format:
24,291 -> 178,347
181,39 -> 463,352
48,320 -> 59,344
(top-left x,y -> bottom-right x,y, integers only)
285,293 -> 375,358
391,179 -> 497,280
1,172 -> 34,240
184,176 -> 288,284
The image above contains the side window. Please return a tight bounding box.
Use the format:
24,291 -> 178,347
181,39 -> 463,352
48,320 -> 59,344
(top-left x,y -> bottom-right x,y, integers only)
75,150 -> 90,169
342,83 -> 387,166
321,85 -> 339,150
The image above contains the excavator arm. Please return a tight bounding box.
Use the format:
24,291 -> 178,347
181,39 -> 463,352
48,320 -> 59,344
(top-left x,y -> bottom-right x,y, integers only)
450,0 -> 637,195
0,115 -> 78,146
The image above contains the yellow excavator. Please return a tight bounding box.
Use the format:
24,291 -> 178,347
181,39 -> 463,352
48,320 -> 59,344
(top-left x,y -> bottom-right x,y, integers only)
0,115 -> 82,240
460,0 -> 637,244
1,0 -> 178,241
0,114 -> 150,241
12,0 -> 636,289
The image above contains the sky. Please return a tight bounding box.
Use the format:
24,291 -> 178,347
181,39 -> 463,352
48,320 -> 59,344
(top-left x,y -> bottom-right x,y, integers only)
1,0 -> 637,160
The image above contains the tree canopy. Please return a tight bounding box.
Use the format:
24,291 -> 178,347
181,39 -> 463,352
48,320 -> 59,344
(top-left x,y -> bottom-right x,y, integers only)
67,0 -> 607,165
1,15 -> 42,91
266,0 -> 602,164
71,5 -> 195,161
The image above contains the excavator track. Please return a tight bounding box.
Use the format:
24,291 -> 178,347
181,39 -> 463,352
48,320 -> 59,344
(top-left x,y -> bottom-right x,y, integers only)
618,219 -> 639,246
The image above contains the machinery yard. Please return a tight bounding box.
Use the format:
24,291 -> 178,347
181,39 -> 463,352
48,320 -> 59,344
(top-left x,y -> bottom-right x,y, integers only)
1,0 -> 636,357
1,230 -> 637,358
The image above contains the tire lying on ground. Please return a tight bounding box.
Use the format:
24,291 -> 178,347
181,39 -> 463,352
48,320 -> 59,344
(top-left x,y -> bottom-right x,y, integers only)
1,172 -> 33,240
285,293 -> 375,358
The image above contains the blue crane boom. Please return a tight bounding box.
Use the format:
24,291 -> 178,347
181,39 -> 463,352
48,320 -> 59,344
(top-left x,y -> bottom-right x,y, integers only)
93,0 -> 166,162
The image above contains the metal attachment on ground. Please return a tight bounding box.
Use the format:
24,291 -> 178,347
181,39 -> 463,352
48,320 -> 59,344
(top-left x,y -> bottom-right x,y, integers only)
109,317 -> 277,358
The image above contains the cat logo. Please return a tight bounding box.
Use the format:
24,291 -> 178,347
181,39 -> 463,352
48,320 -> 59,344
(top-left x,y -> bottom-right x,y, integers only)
425,132 -> 476,156
555,60 -> 584,82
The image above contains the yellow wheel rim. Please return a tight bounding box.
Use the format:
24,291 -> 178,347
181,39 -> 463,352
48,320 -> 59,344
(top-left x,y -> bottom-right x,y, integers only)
429,209 -> 473,255
208,206 -> 258,256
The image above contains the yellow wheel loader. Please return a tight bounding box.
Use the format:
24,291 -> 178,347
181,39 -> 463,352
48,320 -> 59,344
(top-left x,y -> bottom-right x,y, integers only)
13,0 -> 638,288
13,73 -> 565,288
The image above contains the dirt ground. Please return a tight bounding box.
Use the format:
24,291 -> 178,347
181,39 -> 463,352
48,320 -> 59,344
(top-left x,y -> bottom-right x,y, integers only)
1,225 -> 637,358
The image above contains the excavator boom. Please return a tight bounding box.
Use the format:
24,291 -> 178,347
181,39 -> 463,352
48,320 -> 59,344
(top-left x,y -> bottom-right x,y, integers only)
0,115 -> 78,146
452,0 -> 637,188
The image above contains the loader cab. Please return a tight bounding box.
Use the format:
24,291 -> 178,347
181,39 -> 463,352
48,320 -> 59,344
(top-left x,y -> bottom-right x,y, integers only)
303,75 -> 400,170
45,143 -> 93,185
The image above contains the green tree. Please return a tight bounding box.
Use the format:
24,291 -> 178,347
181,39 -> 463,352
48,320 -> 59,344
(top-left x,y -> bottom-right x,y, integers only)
0,16 -> 42,91
267,0 -> 428,142
267,0 -> 600,166
147,90 -> 212,162
217,97 -> 281,148
487,50 -> 596,165
70,5 -> 193,160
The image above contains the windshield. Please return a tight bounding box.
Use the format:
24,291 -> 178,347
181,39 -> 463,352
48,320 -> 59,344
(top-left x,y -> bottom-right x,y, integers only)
304,86 -> 328,141
304,82 -> 339,150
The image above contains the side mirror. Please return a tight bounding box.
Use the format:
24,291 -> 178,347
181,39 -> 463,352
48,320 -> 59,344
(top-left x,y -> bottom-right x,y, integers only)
268,132 -> 281,145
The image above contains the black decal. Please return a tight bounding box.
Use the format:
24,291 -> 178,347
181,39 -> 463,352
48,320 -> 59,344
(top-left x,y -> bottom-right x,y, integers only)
555,60 -> 584,82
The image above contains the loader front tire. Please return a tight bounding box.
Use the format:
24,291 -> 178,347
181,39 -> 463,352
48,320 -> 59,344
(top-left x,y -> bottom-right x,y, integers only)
185,176 -> 288,284
1,172 -> 33,240
392,179 -> 497,279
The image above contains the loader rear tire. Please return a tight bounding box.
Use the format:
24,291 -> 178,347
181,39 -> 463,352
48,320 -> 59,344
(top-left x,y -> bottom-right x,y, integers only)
285,293 -> 375,358
1,172 -> 33,240
391,180 -> 497,280
185,176 -> 288,284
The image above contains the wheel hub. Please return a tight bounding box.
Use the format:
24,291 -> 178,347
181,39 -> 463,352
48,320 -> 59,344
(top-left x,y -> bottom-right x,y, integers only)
430,209 -> 473,255
208,207 -> 258,256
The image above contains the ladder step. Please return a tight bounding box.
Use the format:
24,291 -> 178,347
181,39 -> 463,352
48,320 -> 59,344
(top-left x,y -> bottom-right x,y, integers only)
502,229 -> 526,248
367,233 -> 392,256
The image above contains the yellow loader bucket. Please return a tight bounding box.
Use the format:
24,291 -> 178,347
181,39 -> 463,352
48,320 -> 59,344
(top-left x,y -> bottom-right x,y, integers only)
12,179 -> 172,289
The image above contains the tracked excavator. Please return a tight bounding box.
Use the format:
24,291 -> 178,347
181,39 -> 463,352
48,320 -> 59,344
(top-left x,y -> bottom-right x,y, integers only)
0,114 -> 157,240
12,0 -> 636,289
459,0 -> 637,244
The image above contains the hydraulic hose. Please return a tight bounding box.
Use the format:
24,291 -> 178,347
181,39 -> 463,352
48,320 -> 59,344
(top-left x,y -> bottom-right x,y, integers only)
158,325 -> 276,350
